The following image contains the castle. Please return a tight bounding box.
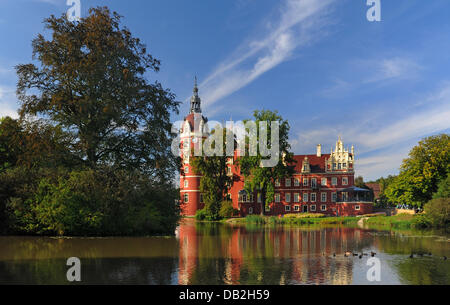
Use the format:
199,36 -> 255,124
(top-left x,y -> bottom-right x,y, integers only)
179,79 -> 373,217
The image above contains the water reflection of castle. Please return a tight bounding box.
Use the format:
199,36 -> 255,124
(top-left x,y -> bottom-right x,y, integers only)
177,220 -> 372,285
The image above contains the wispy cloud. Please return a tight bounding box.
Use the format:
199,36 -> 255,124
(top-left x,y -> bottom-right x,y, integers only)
198,0 -> 336,111
0,85 -> 19,119
364,57 -> 422,84
321,56 -> 422,98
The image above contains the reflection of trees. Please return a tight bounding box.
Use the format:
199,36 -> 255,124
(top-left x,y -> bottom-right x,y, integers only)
394,259 -> 450,285
0,258 -> 178,284
0,236 -> 179,284
373,230 -> 450,285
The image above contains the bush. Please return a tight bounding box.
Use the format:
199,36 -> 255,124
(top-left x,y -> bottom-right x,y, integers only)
411,214 -> 432,229
195,209 -> 208,221
424,197 -> 450,228
219,201 -> 236,219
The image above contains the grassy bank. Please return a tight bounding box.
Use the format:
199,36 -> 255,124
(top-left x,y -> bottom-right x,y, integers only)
362,214 -> 423,229
227,214 -> 361,226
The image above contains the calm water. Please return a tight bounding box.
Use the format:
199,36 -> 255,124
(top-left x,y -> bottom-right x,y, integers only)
0,218 -> 449,285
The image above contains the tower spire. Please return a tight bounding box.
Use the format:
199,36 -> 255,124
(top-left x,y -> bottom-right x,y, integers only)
190,76 -> 202,113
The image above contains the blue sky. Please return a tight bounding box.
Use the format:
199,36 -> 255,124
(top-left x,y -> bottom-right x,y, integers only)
1,0 -> 449,180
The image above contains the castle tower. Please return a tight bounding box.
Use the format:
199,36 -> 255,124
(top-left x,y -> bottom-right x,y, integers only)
180,77 -> 208,216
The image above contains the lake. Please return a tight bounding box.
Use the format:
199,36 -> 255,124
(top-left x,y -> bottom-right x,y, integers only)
0,218 -> 449,285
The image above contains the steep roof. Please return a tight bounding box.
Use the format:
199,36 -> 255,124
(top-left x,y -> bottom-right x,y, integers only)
290,154 -> 330,173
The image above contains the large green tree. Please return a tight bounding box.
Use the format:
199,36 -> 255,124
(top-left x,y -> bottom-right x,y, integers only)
191,126 -> 235,220
239,110 -> 295,215
385,134 -> 450,207
15,7 -> 179,180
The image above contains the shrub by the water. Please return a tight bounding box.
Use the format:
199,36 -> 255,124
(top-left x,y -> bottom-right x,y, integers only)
424,197 -> 450,228
411,214 -> 432,229
219,201 -> 237,219
195,209 -> 208,221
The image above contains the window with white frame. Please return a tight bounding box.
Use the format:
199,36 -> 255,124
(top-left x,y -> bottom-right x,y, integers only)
184,166 -> 189,174
310,205 -> 316,212
303,193 -> 308,202
294,193 -> 300,202
321,178 -> 327,186
311,178 -> 317,188
321,192 -> 327,202
332,177 -> 337,186
338,163 -> 342,170
294,178 -> 300,187
342,177 -> 348,185
294,205 -> 300,211
275,193 -> 281,202
321,204 -> 327,211
285,178 -> 291,187
303,178 -> 308,186
249,207 -> 253,214
332,192 -> 337,202
355,205 -> 360,211
311,193 -> 316,202
184,180 -> 188,188
285,193 -> 291,202
285,205 -> 291,212
249,194 -> 254,202
275,179 -> 280,187
184,193 -> 189,203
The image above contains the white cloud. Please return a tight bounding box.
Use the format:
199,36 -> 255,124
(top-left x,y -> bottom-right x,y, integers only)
355,151 -> 408,181
351,84 -> 450,150
0,86 -> 19,119
364,57 -> 422,83
198,0 -> 335,111
320,57 -> 422,98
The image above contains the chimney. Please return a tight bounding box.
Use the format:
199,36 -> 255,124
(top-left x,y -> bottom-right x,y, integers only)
316,144 -> 322,157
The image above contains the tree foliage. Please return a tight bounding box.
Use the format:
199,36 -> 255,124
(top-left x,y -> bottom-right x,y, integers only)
238,110 -> 295,215
15,7 -> 179,180
384,134 -> 449,207
2,167 -> 180,236
191,127 -> 235,220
